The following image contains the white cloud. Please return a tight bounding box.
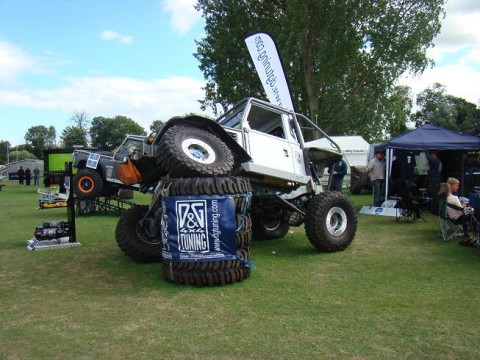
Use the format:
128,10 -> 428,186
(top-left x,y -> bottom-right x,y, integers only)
399,1 -> 480,106
400,64 -> 480,105
0,40 -> 37,83
100,30 -> 133,45
0,76 -> 211,130
162,0 -> 202,36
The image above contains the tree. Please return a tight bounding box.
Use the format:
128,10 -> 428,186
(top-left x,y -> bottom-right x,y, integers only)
414,83 -> 477,131
90,116 -> 146,150
9,149 -> 37,161
70,110 -> 90,130
194,0 -> 446,138
24,125 -> 56,158
60,126 -> 88,148
150,120 -> 164,132
0,140 -> 11,164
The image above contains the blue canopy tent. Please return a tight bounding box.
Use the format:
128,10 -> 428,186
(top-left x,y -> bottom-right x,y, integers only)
375,124 -> 480,202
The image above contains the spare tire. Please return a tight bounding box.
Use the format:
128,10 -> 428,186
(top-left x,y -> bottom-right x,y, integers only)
73,168 -> 104,199
157,126 -> 235,177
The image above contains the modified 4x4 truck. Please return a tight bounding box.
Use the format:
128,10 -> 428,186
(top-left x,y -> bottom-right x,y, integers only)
118,97 -> 357,261
72,135 -> 148,199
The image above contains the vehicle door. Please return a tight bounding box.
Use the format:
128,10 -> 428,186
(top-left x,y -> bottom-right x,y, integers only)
241,104 -> 307,182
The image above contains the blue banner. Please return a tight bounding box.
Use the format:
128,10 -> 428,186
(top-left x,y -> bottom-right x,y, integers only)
161,195 -> 237,262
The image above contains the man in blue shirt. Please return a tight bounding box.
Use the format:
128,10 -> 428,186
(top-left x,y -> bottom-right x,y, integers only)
328,159 -> 348,191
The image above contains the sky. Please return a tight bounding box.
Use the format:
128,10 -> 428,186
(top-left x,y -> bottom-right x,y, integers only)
0,0 -> 479,146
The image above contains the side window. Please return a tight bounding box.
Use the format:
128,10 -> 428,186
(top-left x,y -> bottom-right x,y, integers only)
288,115 -> 298,142
246,105 -> 286,139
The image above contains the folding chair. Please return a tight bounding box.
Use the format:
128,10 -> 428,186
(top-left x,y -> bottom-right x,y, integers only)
395,180 -> 423,222
437,194 -> 463,242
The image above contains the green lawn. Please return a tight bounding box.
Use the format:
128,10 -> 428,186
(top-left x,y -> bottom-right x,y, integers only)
0,182 -> 478,359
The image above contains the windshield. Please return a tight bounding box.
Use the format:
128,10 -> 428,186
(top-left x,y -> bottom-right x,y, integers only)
216,99 -> 248,128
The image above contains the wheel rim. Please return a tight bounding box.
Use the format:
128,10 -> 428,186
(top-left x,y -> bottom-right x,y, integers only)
181,138 -> 216,164
136,220 -> 162,245
263,216 -> 282,231
78,176 -> 94,193
326,206 -> 347,236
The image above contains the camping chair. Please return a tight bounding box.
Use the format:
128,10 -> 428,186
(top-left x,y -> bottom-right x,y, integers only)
438,193 -> 465,242
395,180 -> 423,221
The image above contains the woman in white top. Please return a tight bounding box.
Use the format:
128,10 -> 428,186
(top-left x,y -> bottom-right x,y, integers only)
438,182 -> 473,245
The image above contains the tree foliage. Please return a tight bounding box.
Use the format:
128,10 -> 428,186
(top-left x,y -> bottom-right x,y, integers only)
150,120 -> 164,132
414,83 -> 479,131
89,116 -> 146,150
194,0 -> 446,141
0,140 -> 11,164
60,126 -> 89,148
9,149 -> 37,161
24,125 -> 56,158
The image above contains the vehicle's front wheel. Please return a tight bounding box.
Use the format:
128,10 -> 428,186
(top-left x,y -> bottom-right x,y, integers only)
157,125 -> 235,177
115,205 -> 162,263
305,192 -> 357,252
73,168 -> 104,200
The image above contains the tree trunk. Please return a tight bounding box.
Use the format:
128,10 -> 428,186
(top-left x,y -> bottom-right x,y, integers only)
301,32 -> 320,137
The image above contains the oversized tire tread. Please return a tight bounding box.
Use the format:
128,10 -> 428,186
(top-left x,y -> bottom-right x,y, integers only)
163,247 -> 251,271
304,192 -> 357,252
157,126 -> 235,177
162,264 -> 251,287
168,177 -> 251,196
116,205 -> 162,263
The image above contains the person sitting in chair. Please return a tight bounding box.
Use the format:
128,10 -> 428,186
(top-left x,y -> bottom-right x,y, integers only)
438,182 -> 475,246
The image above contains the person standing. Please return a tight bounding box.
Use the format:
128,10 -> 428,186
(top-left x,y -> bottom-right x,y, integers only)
17,166 -> 25,186
426,150 -> 442,195
367,150 -> 386,207
328,159 -> 348,191
25,168 -> 31,186
33,167 -> 40,186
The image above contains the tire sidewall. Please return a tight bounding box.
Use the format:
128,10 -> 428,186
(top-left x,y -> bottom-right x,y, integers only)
159,126 -> 235,177
305,192 -> 357,252
73,168 -> 104,199
116,205 -> 162,263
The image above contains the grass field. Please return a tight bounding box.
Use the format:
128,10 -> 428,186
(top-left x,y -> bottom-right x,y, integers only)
1,182 -> 479,359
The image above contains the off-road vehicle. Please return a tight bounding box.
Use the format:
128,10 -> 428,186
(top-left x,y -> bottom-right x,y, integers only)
117,97 -> 357,262
72,135 -> 147,199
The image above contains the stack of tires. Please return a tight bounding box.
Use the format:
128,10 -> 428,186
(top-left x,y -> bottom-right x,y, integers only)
161,177 -> 253,287
115,126 -> 253,286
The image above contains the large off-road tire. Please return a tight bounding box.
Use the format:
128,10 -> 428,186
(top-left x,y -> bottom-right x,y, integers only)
162,264 -> 251,287
251,214 -> 290,240
73,168 -> 104,200
350,165 -> 368,195
157,125 -> 235,177
305,192 -> 357,252
115,205 -> 162,263
167,176 -> 251,196
162,177 -> 252,286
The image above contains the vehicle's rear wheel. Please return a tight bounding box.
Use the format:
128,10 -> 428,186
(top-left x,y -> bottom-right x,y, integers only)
251,214 -> 290,240
115,205 -> 162,263
305,192 -> 357,252
73,168 -> 104,200
349,165 -> 368,195
157,125 -> 235,177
